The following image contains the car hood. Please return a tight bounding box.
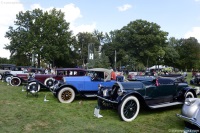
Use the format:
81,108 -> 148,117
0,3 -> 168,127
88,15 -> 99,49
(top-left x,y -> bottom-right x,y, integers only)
116,82 -> 145,91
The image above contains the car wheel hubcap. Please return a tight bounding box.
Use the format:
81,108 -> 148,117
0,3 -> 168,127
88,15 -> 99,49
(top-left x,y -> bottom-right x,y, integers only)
62,91 -> 72,100
12,79 -> 19,85
124,100 -> 137,119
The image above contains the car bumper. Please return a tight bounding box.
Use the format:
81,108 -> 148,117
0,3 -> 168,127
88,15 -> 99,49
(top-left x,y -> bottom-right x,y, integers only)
97,95 -> 118,104
177,114 -> 200,128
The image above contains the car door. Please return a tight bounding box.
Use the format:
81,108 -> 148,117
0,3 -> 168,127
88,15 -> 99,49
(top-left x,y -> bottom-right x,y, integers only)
145,78 -> 176,105
84,71 -> 115,91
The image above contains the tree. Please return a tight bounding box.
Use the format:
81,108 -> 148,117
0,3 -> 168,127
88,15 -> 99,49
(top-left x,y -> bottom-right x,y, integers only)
0,57 -> 10,64
87,50 -> 110,68
4,8 -> 73,68
175,37 -> 200,70
164,37 -> 180,68
76,32 -> 101,67
102,19 -> 169,69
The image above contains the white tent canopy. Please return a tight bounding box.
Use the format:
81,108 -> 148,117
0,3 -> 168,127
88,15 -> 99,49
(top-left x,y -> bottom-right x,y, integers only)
149,65 -> 166,69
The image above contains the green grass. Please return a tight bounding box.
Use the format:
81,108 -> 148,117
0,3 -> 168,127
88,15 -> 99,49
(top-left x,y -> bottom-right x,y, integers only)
0,73 -> 197,133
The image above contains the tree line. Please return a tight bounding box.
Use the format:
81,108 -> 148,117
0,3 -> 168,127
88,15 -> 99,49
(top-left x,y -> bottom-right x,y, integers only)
1,8 -> 200,71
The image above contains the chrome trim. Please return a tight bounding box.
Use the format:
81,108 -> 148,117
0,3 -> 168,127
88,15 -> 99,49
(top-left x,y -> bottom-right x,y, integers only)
97,96 -> 118,104
177,114 -> 200,128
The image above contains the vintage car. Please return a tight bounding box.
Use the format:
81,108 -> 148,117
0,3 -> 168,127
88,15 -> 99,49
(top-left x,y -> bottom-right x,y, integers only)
190,73 -> 200,85
160,74 -> 187,83
97,76 -> 197,122
1,66 -> 32,83
25,68 -> 87,91
177,98 -> 200,131
9,68 -> 45,86
0,64 -> 16,80
52,68 -> 124,103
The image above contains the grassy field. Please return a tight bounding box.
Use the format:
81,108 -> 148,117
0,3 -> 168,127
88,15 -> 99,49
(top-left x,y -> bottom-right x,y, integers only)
0,73 -> 197,133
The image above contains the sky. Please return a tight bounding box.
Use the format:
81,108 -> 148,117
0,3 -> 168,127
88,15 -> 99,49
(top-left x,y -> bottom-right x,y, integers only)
0,0 -> 200,59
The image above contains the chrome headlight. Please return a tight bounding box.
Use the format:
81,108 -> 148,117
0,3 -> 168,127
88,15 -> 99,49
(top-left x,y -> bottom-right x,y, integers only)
98,84 -> 102,90
103,89 -> 109,97
185,98 -> 196,106
117,88 -> 123,96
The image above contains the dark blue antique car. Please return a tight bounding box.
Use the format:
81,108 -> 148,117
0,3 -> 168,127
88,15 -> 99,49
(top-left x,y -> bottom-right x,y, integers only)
97,76 -> 197,122
53,68 -> 124,103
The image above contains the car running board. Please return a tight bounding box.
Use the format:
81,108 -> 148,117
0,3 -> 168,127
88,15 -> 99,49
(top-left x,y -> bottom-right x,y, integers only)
149,102 -> 183,109
84,94 -> 97,97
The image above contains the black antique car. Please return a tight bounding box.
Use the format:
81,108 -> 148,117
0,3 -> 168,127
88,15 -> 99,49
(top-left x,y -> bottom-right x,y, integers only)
97,76 -> 197,122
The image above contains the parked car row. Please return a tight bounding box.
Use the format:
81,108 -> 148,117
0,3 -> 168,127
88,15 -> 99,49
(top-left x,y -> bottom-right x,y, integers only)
1,67 -> 200,131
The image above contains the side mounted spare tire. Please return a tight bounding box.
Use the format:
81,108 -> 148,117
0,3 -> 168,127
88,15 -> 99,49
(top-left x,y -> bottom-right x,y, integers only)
58,87 -> 75,103
10,77 -> 21,86
28,82 -> 41,92
44,77 -> 55,87
5,76 -> 12,83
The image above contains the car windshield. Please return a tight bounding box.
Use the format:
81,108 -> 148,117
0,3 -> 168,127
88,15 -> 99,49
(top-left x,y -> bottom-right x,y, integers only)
87,71 -> 105,81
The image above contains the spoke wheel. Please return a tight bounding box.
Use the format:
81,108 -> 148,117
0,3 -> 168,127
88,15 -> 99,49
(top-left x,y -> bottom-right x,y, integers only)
28,82 -> 41,92
58,87 -> 75,103
118,96 -> 140,122
44,78 -> 55,88
10,77 -> 21,86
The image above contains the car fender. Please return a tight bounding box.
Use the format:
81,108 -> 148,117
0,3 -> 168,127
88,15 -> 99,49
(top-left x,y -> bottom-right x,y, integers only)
10,75 -> 24,81
55,84 -> 78,95
178,86 -> 197,99
28,79 -> 47,89
118,91 -> 147,107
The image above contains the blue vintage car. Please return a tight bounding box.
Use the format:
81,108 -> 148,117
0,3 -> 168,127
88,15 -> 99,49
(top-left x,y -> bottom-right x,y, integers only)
53,68 -> 123,103
97,76 -> 197,122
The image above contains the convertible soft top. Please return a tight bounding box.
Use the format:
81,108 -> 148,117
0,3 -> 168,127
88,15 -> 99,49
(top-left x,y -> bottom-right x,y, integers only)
88,68 -> 113,81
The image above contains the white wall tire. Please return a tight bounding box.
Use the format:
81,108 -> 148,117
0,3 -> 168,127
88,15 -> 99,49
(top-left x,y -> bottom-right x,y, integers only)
5,76 -> 12,83
28,82 -> 41,92
118,96 -> 140,122
58,87 -> 75,103
10,77 -> 21,86
44,77 -> 55,87
185,91 -> 194,99
0,74 -> 2,80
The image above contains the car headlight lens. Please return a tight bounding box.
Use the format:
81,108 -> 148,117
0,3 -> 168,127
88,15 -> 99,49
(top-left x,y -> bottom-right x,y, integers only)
103,89 -> 109,96
185,98 -> 196,106
117,88 -> 123,96
98,84 -> 102,90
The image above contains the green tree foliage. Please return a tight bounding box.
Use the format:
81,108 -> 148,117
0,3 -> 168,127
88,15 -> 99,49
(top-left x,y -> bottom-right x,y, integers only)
175,37 -> 200,70
0,57 -> 10,64
3,9 -> 200,71
87,50 -> 110,68
76,32 -> 101,67
103,19 -> 168,70
164,37 -> 180,68
4,8 -> 73,68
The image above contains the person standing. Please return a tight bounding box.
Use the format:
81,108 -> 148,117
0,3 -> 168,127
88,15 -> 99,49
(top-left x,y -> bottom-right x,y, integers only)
111,69 -> 116,80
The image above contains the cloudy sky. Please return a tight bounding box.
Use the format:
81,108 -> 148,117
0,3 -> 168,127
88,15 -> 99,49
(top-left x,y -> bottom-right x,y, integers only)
0,0 -> 200,58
